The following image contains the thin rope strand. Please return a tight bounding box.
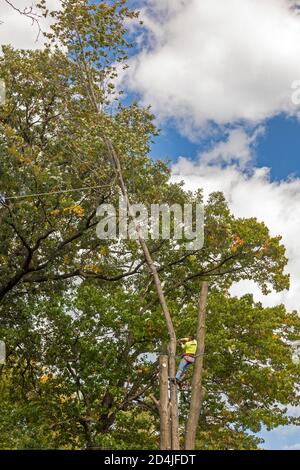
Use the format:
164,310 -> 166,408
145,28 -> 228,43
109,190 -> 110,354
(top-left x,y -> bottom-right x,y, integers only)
3,184 -> 112,201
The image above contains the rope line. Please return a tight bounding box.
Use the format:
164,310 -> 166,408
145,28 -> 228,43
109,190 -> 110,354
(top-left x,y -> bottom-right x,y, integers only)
1,184 -> 113,201
176,353 -> 205,358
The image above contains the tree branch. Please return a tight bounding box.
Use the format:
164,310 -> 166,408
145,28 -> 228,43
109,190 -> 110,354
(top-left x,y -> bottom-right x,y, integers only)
3,1 -> 42,41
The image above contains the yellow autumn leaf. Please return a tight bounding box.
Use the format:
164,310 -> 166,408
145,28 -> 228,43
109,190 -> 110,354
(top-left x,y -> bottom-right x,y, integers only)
50,209 -> 61,217
59,394 -> 69,403
230,235 -> 245,253
63,204 -> 85,218
40,374 -> 49,384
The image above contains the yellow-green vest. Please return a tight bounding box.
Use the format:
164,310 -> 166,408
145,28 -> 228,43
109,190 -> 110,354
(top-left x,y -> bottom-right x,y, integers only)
182,339 -> 197,355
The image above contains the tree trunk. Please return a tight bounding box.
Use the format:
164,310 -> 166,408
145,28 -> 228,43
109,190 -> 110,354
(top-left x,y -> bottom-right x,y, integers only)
102,136 -> 180,450
168,345 -> 180,450
185,281 -> 208,450
159,355 -> 171,450
77,58 -> 180,449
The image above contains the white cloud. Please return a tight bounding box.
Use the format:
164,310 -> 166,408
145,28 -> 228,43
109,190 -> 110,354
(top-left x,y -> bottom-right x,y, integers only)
172,157 -> 300,311
283,442 -> 300,450
124,0 -> 300,135
0,0 -> 61,50
127,0 -> 300,312
200,126 -> 264,167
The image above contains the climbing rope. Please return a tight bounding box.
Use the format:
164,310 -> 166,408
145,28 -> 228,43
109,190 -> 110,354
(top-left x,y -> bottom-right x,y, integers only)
2,183 -> 113,201
176,352 -> 205,358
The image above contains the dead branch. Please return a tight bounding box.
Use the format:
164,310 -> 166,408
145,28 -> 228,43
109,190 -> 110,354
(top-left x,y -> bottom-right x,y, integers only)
2,1 -> 42,41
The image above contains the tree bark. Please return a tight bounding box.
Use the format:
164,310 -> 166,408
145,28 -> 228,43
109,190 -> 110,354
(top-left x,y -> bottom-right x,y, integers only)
74,41 -> 180,449
101,135 -> 179,449
185,281 -> 208,450
159,355 -> 171,450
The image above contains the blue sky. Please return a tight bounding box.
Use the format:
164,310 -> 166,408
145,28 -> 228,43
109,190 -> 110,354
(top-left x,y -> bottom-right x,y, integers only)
146,82 -> 300,454
148,112 -> 300,451
256,116 -> 300,181
123,1 -> 300,180
260,425 -> 300,450
121,0 -> 300,450
150,115 -> 300,182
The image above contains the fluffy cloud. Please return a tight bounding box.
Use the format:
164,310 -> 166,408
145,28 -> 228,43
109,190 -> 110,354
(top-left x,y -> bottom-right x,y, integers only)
283,443 -> 300,450
124,0 -> 300,133
200,126 -> 264,167
0,0 -> 61,50
127,0 -> 300,314
172,157 -> 300,311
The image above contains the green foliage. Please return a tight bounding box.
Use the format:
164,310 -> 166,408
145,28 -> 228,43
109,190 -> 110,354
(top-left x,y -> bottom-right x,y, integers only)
178,293 -> 300,443
1,287 -> 300,449
0,0 -> 299,450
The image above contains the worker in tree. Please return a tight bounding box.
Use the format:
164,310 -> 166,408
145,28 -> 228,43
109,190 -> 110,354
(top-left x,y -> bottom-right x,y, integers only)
175,335 -> 197,384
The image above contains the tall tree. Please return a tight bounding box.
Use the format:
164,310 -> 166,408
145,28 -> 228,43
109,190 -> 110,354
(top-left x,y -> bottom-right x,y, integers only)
44,0 -> 182,447
1,285 -> 299,449
0,0 -> 297,450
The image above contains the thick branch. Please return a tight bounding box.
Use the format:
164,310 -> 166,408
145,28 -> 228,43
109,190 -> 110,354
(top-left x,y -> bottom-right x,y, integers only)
185,281 -> 208,450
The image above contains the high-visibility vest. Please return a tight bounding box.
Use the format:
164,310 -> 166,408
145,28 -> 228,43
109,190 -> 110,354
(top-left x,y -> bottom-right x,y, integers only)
182,339 -> 197,355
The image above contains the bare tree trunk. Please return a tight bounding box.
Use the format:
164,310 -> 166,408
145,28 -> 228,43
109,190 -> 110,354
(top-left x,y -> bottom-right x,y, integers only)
101,136 -> 180,450
78,59 -> 180,448
185,281 -> 208,450
159,355 -> 171,450
168,345 -> 180,449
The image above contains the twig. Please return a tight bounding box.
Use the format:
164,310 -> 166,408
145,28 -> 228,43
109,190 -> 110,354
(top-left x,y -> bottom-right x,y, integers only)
3,1 -> 42,42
